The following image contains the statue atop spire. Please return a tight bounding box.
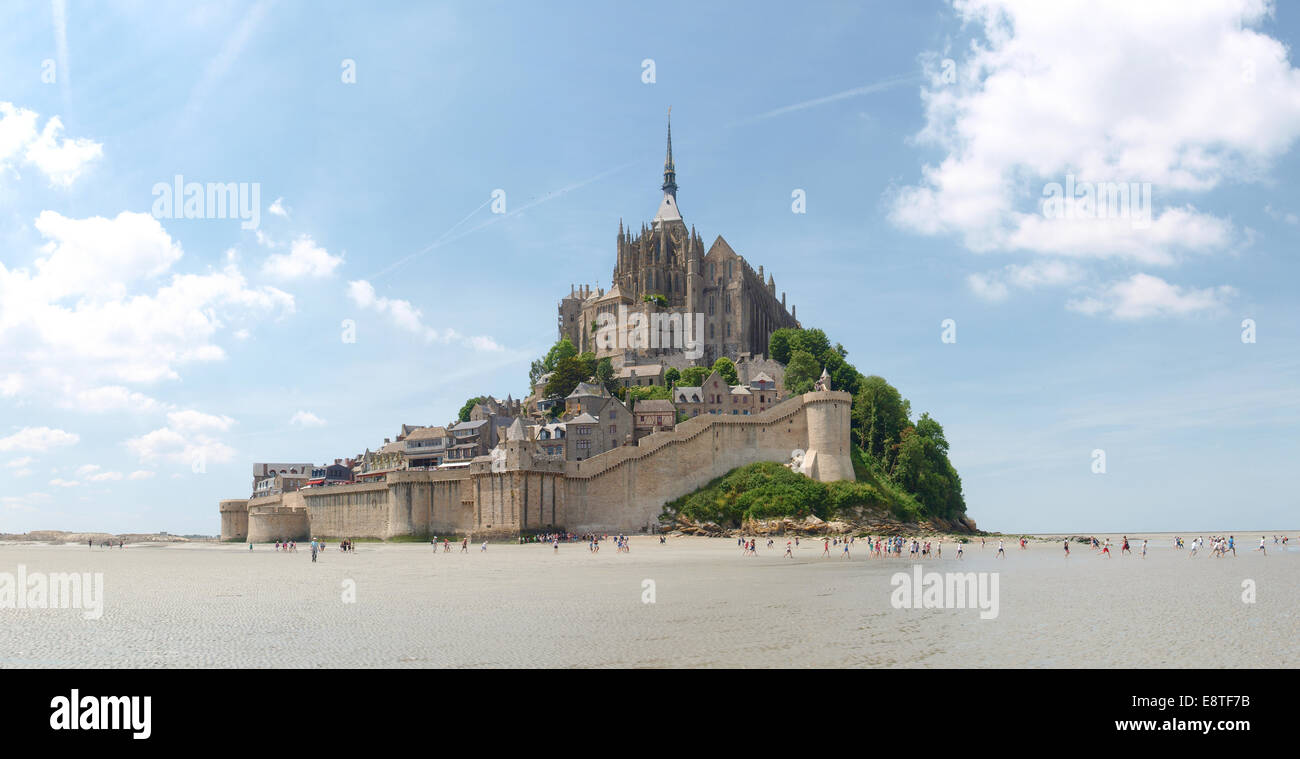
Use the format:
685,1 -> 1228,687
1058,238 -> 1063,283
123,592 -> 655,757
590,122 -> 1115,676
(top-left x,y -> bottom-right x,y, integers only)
662,106 -> 677,199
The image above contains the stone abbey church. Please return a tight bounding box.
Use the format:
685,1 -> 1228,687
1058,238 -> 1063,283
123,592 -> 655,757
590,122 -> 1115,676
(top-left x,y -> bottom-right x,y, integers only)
558,115 -> 801,370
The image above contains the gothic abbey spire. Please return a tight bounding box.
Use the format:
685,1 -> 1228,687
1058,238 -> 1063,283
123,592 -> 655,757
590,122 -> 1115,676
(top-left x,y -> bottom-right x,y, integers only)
662,107 -> 677,199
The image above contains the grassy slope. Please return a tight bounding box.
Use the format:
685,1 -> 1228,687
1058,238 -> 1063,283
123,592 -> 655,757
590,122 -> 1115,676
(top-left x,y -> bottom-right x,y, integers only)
661,447 -> 940,528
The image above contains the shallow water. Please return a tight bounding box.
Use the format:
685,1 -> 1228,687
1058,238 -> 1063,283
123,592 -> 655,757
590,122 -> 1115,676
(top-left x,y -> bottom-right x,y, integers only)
1,536 -> 1296,668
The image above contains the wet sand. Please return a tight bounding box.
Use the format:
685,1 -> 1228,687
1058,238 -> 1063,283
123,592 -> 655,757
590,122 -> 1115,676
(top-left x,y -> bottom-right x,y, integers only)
1,535 -> 1296,668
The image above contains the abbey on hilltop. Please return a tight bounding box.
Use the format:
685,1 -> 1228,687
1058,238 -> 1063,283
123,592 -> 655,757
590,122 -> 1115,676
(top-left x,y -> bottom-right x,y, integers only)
558,112 -> 801,370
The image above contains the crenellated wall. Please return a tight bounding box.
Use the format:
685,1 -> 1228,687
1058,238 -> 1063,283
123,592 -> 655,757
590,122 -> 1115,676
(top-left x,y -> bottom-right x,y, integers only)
247,493 -> 311,542
219,390 -> 853,540
556,390 -> 851,533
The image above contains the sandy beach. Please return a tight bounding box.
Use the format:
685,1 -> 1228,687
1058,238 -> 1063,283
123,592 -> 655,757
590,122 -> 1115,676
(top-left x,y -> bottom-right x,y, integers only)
2,534 -> 1297,668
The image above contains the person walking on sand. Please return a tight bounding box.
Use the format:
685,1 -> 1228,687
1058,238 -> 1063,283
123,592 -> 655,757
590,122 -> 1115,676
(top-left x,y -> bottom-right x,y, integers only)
995,540 -> 1006,559
784,541 -> 793,559
842,541 -> 850,559
461,537 -> 468,553
310,539 -> 318,563
823,538 -> 830,557
957,542 -> 964,560
1063,539 -> 1069,558
1257,536 -> 1267,556
1121,536 -> 1131,556
481,540 -> 488,552
1141,539 -> 1147,559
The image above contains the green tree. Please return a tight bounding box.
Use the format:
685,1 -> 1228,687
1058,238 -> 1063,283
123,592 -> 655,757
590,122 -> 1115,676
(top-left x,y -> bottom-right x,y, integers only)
783,350 -> 820,395
851,376 -> 911,461
458,396 -> 486,423
625,384 -> 672,409
531,337 -> 578,389
711,356 -> 739,385
544,356 -> 591,400
788,328 -> 831,365
769,328 -> 796,364
822,351 -> 862,395
595,357 -> 617,395
678,366 -> 709,387
544,338 -> 577,371
663,367 -> 680,387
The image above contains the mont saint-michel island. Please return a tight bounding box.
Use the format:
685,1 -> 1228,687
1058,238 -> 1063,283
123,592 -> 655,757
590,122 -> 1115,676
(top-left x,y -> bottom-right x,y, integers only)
217,119 -> 971,544
4,3 -> 1299,692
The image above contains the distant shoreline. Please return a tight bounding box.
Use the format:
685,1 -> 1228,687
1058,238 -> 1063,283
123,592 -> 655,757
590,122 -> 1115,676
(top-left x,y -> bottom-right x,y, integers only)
0,531 -> 216,545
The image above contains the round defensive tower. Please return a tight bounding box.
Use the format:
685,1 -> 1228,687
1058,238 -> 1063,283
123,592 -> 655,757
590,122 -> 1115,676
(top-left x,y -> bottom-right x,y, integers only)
246,504 -> 311,543
218,499 -> 249,541
801,390 -> 855,482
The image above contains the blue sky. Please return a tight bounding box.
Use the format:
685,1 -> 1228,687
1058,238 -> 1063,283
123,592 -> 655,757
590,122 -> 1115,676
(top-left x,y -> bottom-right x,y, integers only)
2,0 -> 1299,535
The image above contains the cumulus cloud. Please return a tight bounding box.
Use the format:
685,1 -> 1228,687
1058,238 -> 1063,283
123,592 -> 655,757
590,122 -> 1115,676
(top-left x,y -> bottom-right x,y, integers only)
64,385 -> 166,414
1067,273 -> 1236,319
128,470 -> 156,481
260,234 -> 343,279
0,427 -> 79,453
0,211 -> 294,387
124,409 -> 237,468
289,410 -> 326,428
0,102 -> 102,186
968,259 -> 1084,301
347,279 -> 503,351
894,0 -> 1300,312
268,197 -> 288,217
75,464 -> 124,483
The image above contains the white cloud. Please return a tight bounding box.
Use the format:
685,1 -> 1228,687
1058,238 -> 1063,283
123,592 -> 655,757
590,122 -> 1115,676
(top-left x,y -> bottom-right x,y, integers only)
0,373 -> 21,397
5,456 -> 34,469
268,197 -> 288,217
968,259 -> 1084,301
261,234 -> 343,279
893,0 -> 1300,310
125,409 -> 237,468
0,102 -> 102,186
1264,204 -> 1299,225
0,212 -> 294,386
0,427 -> 79,453
1067,273 -> 1236,319
289,410 -> 326,428
31,211 -> 182,301
49,478 -> 79,488
128,470 -> 156,481
347,279 -> 503,351
1,492 -> 49,512
166,409 -> 234,433
65,385 -> 166,414
25,116 -> 104,186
